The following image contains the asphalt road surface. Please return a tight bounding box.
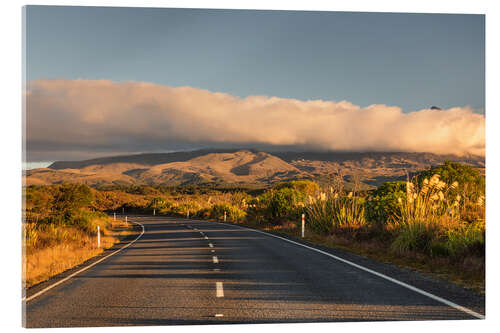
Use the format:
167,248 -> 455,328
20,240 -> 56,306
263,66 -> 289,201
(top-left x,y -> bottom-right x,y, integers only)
23,216 -> 485,327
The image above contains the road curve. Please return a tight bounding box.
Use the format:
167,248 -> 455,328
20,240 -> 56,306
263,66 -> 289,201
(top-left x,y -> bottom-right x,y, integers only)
23,216 -> 485,327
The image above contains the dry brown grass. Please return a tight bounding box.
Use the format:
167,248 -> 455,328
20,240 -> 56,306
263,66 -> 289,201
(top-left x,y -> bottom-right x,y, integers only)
23,219 -> 131,287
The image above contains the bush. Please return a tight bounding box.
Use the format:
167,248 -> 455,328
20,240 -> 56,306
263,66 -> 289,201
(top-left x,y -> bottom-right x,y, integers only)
209,203 -> 246,221
365,181 -> 406,229
417,161 -> 484,199
417,161 -> 485,223
148,197 -> 170,210
53,184 -> 94,216
246,187 -> 306,223
274,180 -> 319,196
268,188 -> 305,220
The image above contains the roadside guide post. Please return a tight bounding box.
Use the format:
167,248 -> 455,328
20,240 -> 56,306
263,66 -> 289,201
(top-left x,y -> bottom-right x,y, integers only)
125,216 -> 128,226
224,211 -> 227,222
187,210 -> 190,219
113,212 -> 116,220
301,214 -> 305,238
97,226 -> 101,248
153,208 -> 156,216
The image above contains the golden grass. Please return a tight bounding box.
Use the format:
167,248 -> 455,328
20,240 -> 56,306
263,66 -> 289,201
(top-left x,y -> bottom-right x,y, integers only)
23,219 -> 131,287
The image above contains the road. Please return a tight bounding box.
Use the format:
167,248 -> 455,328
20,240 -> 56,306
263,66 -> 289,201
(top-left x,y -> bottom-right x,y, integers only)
23,216 -> 485,327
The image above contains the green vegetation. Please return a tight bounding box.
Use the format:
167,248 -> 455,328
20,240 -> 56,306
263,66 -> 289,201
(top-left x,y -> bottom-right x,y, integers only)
23,161 -> 485,291
364,181 -> 406,229
23,183 -> 129,286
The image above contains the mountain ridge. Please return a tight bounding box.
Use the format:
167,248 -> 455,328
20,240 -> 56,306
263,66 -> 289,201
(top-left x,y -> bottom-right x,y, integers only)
27,149 -> 484,188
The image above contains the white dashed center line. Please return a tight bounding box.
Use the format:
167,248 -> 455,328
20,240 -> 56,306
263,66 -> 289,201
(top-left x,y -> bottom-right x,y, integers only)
216,282 -> 224,297
208,243 -> 214,248
212,256 -> 219,264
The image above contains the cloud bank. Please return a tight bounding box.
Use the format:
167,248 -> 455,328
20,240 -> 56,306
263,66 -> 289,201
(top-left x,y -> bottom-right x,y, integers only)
26,79 -> 485,161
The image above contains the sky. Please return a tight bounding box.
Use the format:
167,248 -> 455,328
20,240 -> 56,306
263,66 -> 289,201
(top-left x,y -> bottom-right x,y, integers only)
24,6 -> 485,165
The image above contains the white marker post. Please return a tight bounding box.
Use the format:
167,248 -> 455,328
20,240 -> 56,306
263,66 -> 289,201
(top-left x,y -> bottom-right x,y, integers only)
113,212 -> 116,220
301,214 -> 305,238
187,210 -> 190,219
97,226 -> 101,248
153,208 -> 155,216
125,216 -> 128,227
224,211 -> 227,222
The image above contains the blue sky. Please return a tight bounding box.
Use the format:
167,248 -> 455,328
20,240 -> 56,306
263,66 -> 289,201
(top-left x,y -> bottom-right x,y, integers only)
26,6 -> 484,114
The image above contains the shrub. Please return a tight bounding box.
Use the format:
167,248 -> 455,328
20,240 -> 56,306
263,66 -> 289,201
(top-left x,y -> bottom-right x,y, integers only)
274,180 -> 319,196
417,161 -> 485,223
209,203 -> 246,221
365,181 -> 406,229
267,187 -> 306,220
246,187 -> 306,223
53,183 -> 93,216
148,197 -> 170,210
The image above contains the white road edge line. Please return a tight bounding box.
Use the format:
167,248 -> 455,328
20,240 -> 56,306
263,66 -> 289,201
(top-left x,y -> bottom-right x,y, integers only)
212,220 -> 485,320
213,256 -> 219,264
216,282 -> 224,297
23,220 -> 146,303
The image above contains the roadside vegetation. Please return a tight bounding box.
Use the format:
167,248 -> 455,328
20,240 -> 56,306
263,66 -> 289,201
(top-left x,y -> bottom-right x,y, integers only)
23,184 -> 131,287
23,161 -> 485,292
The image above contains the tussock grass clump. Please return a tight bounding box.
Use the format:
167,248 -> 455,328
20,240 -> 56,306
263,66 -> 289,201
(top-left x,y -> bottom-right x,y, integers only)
305,190 -> 366,234
22,226 -> 117,287
391,174 -> 485,258
22,214 -> 127,287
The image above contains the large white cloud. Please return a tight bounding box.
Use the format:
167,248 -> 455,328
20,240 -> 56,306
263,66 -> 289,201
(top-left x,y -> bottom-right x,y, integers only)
25,79 -> 485,161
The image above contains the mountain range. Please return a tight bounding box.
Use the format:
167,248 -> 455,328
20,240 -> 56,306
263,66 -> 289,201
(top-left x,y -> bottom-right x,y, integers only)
25,149 -> 485,189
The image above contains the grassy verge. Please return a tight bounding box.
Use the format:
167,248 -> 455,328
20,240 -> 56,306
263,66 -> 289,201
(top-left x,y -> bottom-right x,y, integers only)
228,219 -> 485,294
22,217 -> 133,288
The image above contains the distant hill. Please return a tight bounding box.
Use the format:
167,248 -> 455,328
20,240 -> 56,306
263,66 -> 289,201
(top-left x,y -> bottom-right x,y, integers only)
25,149 -> 485,188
